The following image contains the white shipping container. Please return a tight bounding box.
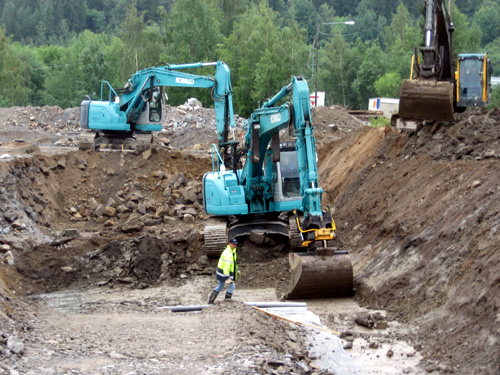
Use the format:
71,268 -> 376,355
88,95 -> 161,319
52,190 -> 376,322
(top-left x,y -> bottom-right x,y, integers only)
368,97 -> 399,118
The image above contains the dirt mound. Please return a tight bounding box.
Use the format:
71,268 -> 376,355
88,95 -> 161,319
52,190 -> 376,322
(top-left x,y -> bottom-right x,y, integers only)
318,109 -> 500,374
201,302 -> 313,374
0,106 -> 80,147
405,107 -> 500,160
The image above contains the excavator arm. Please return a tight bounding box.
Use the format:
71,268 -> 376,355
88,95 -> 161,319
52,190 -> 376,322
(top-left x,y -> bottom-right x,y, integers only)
398,0 -> 456,122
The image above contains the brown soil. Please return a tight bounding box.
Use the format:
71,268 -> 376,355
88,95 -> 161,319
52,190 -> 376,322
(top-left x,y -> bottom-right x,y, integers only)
0,104 -> 498,374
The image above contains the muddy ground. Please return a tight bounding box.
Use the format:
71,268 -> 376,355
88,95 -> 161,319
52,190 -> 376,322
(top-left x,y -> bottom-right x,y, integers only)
0,102 -> 499,374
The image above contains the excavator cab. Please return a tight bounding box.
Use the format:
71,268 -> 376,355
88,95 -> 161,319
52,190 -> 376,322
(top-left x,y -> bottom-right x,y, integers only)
269,142 -> 301,205
456,53 -> 492,110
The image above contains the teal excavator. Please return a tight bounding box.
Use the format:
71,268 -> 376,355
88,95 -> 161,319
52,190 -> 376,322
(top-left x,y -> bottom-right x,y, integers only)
79,61 -> 235,153
203,76 -> 353,299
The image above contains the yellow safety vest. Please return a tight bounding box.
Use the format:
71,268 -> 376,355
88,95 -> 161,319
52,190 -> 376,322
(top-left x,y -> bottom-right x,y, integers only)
215,245 -> 238,282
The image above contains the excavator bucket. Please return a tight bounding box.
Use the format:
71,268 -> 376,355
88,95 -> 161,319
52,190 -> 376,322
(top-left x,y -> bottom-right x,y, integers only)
398,79 -> 455,122
286,250 -> 354,299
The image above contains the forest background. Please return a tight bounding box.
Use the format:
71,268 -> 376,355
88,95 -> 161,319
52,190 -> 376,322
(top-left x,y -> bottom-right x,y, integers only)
1,0 -> 499,116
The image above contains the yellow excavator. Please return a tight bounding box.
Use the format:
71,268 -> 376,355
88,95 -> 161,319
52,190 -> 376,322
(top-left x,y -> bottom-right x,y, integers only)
395,0 -> 491,129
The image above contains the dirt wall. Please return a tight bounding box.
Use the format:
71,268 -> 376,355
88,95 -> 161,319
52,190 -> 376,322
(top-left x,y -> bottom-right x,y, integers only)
319,119 -> 500,374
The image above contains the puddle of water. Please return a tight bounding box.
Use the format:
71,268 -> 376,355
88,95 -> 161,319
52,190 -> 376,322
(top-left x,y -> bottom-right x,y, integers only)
259,305 -> 366,374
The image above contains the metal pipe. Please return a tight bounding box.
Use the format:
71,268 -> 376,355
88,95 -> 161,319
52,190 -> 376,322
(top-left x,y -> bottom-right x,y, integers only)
157,301 -> 307,312
244,302 -> 307,308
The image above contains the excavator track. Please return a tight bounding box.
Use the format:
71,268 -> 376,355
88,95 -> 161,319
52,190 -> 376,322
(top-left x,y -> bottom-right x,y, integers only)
288,216 -> 303,252
203,219 -> 228,258
135,133 -> 153,153
78,131 -> 97,151
78,131 -> 152,152
286,249 -> 353,299
399,79 -> 455,122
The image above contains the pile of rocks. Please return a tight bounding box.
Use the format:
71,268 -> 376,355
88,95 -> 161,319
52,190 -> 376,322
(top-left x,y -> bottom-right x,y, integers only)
158,101 -> 245,151
70,156 -> 206,234
0,106 -> 80,133
405,107 -> 500,160
80,234 -> 211,289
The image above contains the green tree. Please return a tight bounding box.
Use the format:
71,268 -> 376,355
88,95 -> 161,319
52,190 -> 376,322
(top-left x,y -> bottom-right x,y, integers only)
0,30 -> 32,106
35,42 -> 90,107
325,0 -> 361,18
119,3 -> 148,73
267,0 -> 286,15
15,6 -> 35,43
319,33 -> 361,108
220,1 -> 308,116
41,44 -> 87,108
383,2 -> 417,50
69,31 -> 118,101
354,0 -> 387,46
351,42 -> 387,108
34,0 -> 57,45
473,0 -> 500,46
220,0 -> 249,37
384,3 -> 420,81
485,37 -> 500,76
452,4 -> 482,55
21,47 -> 47,106
288,0 -> 320,44
165,0 -> 222,62
375,72 -> 402,97
63,0 -> 86,33
487,85 -> 500,110
85,8 -> 107,33
253,19 -> 309,101
159,0 -> 223,107
316,3 -> 336,25
0,1 -> 17,38
455,0 -> 485,18
219,2 -> 281,115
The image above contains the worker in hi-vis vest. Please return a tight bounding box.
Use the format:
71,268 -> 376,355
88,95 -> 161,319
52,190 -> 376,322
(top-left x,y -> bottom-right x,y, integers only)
208,238 -> 238,304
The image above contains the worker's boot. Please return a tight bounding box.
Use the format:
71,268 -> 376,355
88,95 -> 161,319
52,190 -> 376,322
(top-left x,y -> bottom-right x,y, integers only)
208,291 -> 219,305
225,292 -> 232,300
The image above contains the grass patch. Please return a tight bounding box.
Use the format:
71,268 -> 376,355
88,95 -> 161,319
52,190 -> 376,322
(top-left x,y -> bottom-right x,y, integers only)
369,116 -> 391,128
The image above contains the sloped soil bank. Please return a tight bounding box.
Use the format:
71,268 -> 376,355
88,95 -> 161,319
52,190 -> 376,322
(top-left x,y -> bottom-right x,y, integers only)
319,108 -> 500,374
